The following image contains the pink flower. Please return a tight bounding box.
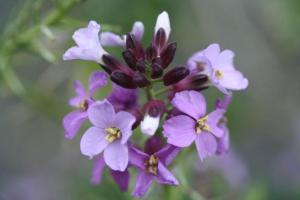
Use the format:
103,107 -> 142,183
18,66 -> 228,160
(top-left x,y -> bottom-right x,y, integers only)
80,100 -> 136,171
187,43 -> 248,94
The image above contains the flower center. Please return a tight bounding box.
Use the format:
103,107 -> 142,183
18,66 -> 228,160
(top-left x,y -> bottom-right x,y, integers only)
78,99 -> 89,111
144,155 -> 159,175
196,62 -> 206,72
105,127 -> 121,143
196,115 -> 210,134
215,69 -> 224,79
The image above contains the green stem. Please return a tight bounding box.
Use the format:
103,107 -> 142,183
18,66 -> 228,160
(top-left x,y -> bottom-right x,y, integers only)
153,87 -> 169,97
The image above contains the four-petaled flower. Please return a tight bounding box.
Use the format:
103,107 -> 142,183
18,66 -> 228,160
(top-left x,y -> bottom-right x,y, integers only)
80,100 -> 136,171
163,90 -> 225,160
63,71 -> 108,139
187,43 -> 248,94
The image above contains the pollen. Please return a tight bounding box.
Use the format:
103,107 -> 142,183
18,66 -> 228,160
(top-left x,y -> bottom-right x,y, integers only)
215,69 -> 224,79
196,115 -> 210,134
145,155 -> 159,175
105,127 -> 121,143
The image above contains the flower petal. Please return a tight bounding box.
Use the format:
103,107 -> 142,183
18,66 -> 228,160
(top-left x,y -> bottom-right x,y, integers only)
141,115 -> 160,136
100,32 -> 125,47
186,52 -> 213,75
132,171 -> 153,198
63,110 -> 87,139
114,111 -> 136,144
88,71 -> 108,96
155,144 -> 180,166
217,69 -> 248,91
207,109 -> 225,138
217,124 -> 230,154
171,90 -> 206,120
203,43 -> 220,62
128,146 -> 148,170
155,11 -> 171,40
131,21 -> 144,41
80,127 -> 108,159
195,133 -> 217,161
163,115 -> 196,147
87,100 -> 115,128
215,49 -> 235,71
104,141 -> 128,171
63,47 -> 104,63
110,169 -> 130,192
156,162 -> 179,185
91,155 -> 106,184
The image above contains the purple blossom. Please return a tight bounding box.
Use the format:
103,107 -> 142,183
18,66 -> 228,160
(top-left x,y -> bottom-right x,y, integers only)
107,83 -> 138,112
187,43 -> 248,94
100,21 -> 144,47
91,155 -> 130,192
129,137 -> 179,198
155,11 -> 171,41
80,100 -> 136,171
63,21 -> 107,64
163,90 -> 225,160
63,71 -> 108,139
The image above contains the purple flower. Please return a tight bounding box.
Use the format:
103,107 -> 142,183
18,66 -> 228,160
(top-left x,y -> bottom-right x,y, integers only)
100,21 -> 144,47
155,11 -> 171,41
129,137 -> 179,198
163,90 -> 225,160
63,71 -> 108,139
63,21 -> 107,64
91,155 -> 130,192
107,83 -> 138,112
80,100 -> 136,171
187,43 -> 248,94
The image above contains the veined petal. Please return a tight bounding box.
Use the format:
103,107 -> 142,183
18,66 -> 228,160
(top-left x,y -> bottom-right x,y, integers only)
171,90 -> 206,120
195,133 -> 217,161
63,110 -> 87,139
155,144 -> 180,166
110,169 -> 130,192
156,162 -> 179,185
91,155 -> 106,184
163,115 -> 196,147
104,141 -> 129,171
155,11 -> 171,40
80,127 -> 108,159
88,71 -> 108,96
87,100 -> 115,128
132,171 -> 154,198
129,146 -> 148,170
114,111 -> 136,144
141,115 -> 160,136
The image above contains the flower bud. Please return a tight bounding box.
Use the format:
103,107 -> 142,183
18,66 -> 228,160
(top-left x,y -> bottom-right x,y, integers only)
154,28 -> 167,50
160,42 -> 176,68
133,71 -> 150,88
151,62 -> 163,79
163,67 -> 190,86
111,70 -> 136,89
126,33 -> 145,59
122,50 -> 137,70
146,44 -> 158,62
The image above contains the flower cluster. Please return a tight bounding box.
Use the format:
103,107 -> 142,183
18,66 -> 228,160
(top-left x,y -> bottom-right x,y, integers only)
63,11 -> 248,198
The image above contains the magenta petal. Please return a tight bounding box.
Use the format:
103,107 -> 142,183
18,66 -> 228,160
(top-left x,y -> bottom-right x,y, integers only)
104,141 -> 128,171
110,169 -> 130,192
88,71 -> 108,96
207,109 -> 225,138
132,171 -> 153,198
80,127 -> 108,159
91,155 -> 106,184
63,110 -> 87,139
87,100 -> 115,128
171,90 -> 206,120
156,162 -> 179,185
114,111 -> 136,144
195,133 -> 217,161
155,144 -> 180,166
129,146 -> 148,170
163,115 -> 196,147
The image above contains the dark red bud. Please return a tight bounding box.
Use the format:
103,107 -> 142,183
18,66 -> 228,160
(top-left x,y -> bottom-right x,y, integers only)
151,63 -> 163,79
146,44 -> 158,61
102,54 -> 122,71
143,100 -> 166,117
126,33 -> 145,59
163,67 -> 190,86
154,28 -> 167,50
122,50 -> 137,70
111,71 -> 136,89
136,59 -> 146,72
144,136 -> 164,155
133,71 -> 150,88
160,42 -> 177,68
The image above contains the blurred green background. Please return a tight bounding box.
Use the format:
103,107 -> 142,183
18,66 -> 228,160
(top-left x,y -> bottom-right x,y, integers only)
0,0 -> 300,199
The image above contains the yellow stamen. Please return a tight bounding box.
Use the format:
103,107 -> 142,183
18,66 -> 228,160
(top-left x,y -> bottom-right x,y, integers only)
215,69 -> 224,79
144,155 -> 159,175
196,115 -> 210,134
105,127 -> 121,143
